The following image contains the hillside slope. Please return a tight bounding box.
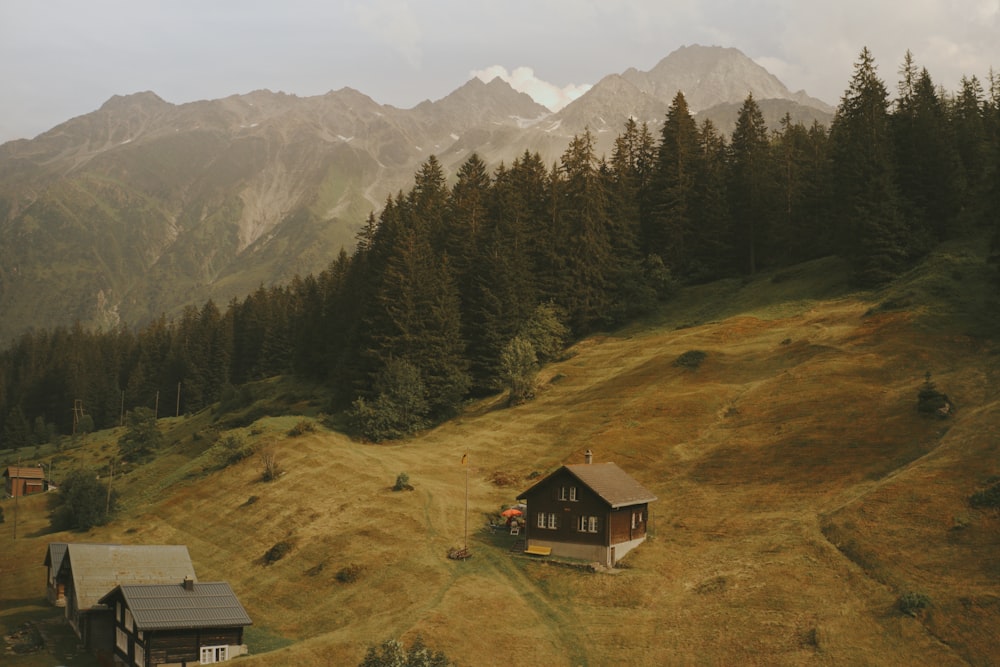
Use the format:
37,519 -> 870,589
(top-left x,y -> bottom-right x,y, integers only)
2,239 -> 998,666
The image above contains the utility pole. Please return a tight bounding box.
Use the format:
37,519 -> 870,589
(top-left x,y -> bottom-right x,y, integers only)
154,391 -> 159,419
176,382 -> 181,417
120,390 -> 125,427
13,455 -> 20,540
105,458 -> 115,517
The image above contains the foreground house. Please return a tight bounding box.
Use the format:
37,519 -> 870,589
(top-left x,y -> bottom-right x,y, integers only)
3,465 -> 46,497
519,451 -> 657,566
57,543 -> 197,661
99,579 -> 252,666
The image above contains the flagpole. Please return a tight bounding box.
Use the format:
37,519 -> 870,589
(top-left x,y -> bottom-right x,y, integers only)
464,454 -> 469,550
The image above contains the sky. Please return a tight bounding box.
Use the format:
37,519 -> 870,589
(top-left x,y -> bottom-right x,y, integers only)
2,0 -> 999,144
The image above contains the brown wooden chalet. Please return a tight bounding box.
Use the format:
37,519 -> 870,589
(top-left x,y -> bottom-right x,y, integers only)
54,543 -> 197,662
98,579 -> 252,667
518,451 -> 657,566
4,465 -> 46,497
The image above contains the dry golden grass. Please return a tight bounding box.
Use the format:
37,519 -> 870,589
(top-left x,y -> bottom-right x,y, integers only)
3,244 -> 999,666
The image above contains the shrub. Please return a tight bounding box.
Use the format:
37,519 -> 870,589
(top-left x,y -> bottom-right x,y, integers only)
259,448 -> 282,482
118,407 -> 163,462
336,563 -> 363,583
360,636 -> 452,667
352,359 -> 429,441
496,335 -> 538,406
917,372 -> 952,418
215,434 -> 254,467
969,481 -> 1000,509
287,420 -> 316,437
56,468 -> 114,530
898,591 -> 930,616
393,472 -> 412,491
262,540 -> 293,565
674,350 -> 707,369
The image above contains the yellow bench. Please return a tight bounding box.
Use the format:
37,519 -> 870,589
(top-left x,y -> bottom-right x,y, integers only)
524,545 -> 551,556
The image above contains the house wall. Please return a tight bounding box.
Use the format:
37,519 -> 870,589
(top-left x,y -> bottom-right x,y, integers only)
149,628 -> 244,665
609,504 -> 649,545
4,475 -> 44,497
523,469 -> 609,547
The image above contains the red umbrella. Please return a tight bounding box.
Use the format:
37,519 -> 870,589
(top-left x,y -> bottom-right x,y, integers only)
500,508 -> 523,518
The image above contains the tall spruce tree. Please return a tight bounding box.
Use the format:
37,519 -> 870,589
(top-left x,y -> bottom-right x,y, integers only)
829,47 -> 910,286
647,92 -> 701,273
728,93 -> 774,274
893,55 -> 965,243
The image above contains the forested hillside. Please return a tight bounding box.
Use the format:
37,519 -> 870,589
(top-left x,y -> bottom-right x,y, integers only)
1,48 -> 998,445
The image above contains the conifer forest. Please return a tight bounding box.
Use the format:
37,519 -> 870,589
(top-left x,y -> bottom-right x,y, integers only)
2,48 -> 999,444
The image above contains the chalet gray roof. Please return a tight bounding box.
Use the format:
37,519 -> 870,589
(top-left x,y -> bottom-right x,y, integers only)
43,542 -> 69,570
64,544 -> 196,612
100,582 -> 252,631
562,462 -> 658,508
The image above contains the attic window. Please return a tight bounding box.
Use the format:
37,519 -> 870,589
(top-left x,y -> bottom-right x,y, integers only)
557,486 -> 567,501
569,486 -> 578,501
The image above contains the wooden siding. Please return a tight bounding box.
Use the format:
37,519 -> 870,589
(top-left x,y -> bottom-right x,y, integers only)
148,628 -> 243,665
523,469 -> 611,546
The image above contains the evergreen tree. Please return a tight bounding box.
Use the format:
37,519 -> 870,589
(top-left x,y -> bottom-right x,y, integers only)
728,93 -> 774,274
951,75 -> 991,226
893,55 -> 965,243
689,119 -> 734,281
647,92 -> 701,273
829,47 -> 910,285
555,129 -> 615,332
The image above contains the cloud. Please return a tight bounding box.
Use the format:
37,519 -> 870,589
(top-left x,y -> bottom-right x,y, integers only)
471,65 -> 591,111
353,0 -> 422,68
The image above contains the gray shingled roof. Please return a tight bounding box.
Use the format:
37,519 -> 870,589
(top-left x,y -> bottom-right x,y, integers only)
65,544 -> 196,612
43,542 -> 69,570
563,462 -> 658,508
102,582 -> 252,631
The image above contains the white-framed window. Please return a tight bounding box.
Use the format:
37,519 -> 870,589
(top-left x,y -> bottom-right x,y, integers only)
537,512 -> 546,528
135,642 -> 146,667
116,627 -> 128,653
546,513 -> 557,529
116,601 -> 123,622
569,486 -> 578,501
557,486 -> 567,501
200,645 -> 229,664
125,607 -> 134,632
578,515 -> 598,532
137,630 -> 144,643
588,516 -> 598,533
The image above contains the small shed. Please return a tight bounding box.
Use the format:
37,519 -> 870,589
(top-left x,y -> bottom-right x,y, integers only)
4,466 -> 46,497
519,453 -> 657,567
99,579 -> 252,666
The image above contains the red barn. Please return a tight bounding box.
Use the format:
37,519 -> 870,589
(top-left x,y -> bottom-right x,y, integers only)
4,465 -> 46,497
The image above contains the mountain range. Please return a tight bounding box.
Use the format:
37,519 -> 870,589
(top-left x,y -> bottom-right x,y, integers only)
0,45 -> 834,344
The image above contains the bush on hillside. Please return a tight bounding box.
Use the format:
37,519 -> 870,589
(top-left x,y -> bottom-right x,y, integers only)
118,407 -> 163,462
393,472 -> 412,491
287,419 -> 315,437
898,591 -> 930,616
261,540 -> 293,565
917,372 -> 952,418
359,635 -> 452,667
52,468 -> 115,531
351,359 -> 429,442
496,336 -> 538,406
259,448 -> 282,482
969,481 -> 1000,509
674,350 -> 707,370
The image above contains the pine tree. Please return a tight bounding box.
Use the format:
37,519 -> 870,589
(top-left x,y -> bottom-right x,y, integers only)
829,47 -> 910,285
893,55 -> 965,242
728,93 -> 774,275
647,92 -> 701,273
690,119 -> 733,281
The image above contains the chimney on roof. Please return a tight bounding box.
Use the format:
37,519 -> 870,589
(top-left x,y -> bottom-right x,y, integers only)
585,449 -> 593,465
183,576 -> 194,591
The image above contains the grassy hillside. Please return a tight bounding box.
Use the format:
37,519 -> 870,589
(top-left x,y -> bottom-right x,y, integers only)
3,237 -> 999,666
